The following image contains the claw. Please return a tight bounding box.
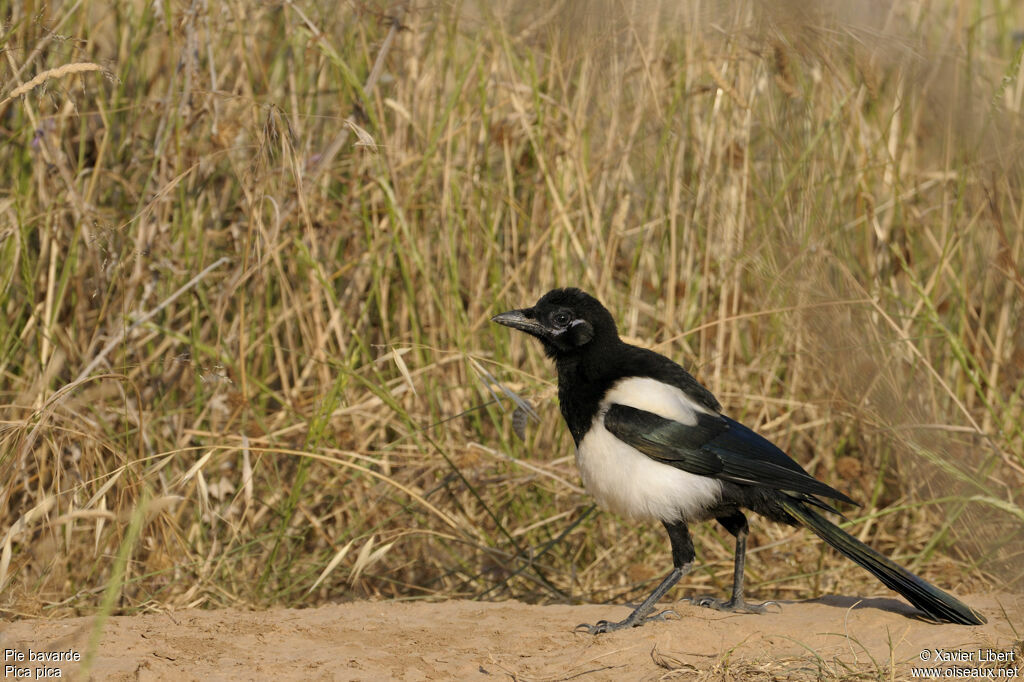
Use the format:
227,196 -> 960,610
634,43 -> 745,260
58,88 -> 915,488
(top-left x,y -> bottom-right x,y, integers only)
648,608 -> 679,622
575,619 -> 612,634
686,595 -> 779,614
575,609 -> 678,634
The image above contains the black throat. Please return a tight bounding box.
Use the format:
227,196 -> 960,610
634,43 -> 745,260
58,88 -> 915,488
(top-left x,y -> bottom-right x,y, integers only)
554,351 -> 618,446
553,337 -> 646,446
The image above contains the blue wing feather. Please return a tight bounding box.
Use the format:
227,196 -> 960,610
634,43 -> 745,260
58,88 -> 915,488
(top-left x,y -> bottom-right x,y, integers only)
604,404 -> 856,506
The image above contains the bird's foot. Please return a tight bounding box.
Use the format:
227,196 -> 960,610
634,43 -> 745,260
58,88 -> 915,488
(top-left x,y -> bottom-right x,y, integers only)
687,595 -> 781,614
575,608 -> 678,634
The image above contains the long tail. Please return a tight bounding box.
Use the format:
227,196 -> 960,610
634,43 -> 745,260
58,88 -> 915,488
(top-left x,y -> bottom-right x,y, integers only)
780,498 -> 986,625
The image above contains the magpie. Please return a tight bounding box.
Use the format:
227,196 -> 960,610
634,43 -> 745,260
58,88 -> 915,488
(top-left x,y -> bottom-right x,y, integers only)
492,288 -> 986,633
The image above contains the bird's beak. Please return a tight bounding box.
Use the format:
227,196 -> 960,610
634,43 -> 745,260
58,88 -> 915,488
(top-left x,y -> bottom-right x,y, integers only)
491,308 -> 545,336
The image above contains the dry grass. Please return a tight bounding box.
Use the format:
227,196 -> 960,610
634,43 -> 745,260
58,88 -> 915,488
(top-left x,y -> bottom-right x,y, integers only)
1,0 -> 1022,633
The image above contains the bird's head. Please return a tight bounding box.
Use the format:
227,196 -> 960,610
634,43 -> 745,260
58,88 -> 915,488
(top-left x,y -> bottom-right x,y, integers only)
492,288 -> 619,359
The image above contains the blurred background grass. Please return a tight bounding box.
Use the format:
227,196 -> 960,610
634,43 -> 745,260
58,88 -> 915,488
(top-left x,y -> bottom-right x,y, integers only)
0,0 -> 1021,619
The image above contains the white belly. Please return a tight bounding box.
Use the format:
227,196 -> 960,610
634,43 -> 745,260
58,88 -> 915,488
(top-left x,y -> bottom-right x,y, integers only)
575,377 -> 723,522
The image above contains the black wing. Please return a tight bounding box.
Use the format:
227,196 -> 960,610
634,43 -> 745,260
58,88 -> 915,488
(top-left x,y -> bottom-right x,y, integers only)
603,404 -> 856,506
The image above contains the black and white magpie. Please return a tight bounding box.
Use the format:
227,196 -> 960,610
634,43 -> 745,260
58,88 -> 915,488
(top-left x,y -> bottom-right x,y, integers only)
492,287 -> 985,632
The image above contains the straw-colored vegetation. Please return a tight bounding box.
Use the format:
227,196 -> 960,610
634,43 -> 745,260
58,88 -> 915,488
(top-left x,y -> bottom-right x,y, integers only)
1,0 -> 1022,629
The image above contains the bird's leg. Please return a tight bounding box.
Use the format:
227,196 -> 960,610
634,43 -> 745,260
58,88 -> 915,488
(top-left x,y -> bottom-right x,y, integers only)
689,512 -> 780,614
577,520 -> 694,634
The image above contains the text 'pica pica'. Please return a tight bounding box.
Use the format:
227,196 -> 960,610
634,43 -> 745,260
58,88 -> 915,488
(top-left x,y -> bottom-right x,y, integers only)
493,288 -> 985,633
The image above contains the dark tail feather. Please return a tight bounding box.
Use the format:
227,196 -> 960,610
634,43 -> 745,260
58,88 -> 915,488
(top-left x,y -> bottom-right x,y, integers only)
780,498 -> 986,626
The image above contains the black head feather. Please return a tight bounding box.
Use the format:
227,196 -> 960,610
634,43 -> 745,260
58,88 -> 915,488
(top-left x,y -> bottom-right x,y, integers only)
493,289 -> 722,441
492,288 -> 619,358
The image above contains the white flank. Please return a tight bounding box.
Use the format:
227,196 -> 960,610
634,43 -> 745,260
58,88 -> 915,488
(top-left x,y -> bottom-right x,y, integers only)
575,377 -> 723,522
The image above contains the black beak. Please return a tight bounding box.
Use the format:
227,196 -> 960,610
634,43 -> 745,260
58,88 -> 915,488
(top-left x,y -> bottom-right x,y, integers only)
491,308 -> 546,336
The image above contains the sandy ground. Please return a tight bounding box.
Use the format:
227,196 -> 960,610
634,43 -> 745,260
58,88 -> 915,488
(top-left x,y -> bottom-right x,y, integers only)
1,593 -> 1021,681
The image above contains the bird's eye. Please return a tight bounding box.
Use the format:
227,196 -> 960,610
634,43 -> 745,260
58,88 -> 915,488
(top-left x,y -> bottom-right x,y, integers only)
551,311 -> 571,327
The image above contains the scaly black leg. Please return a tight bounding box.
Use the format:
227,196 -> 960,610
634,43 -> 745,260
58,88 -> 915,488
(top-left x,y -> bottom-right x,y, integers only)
577,520 -> 694,634
688,511 -> 780,614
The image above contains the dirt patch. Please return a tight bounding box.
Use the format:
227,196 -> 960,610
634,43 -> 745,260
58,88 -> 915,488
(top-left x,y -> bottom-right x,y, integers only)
2,593 -> 1020,680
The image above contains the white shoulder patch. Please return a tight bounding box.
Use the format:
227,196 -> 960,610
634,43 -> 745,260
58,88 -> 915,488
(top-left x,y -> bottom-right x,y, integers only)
602,376 -> 714,426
